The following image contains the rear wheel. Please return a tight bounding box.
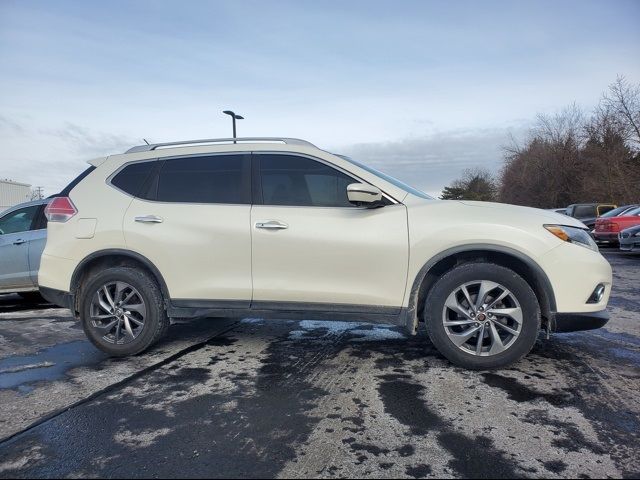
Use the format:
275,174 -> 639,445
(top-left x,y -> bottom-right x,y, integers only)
79,267 -> 169,356
424,262 -> 540,370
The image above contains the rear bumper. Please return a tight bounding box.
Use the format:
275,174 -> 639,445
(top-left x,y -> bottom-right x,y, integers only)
40,286 -> 75,312
553,310 -> 609,333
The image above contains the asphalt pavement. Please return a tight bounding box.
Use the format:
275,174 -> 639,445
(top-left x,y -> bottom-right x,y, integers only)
0,250 -> 638,478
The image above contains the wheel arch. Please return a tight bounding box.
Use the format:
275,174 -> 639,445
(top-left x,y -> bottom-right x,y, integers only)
70,249 -> 170,314
406,244 -> 556,334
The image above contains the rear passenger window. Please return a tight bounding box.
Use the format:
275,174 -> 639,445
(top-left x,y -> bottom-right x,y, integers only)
111,161 -> 156,197
156,155 -> 250,204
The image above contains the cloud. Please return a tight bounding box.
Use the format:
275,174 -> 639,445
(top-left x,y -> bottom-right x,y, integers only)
40,123 -> 135,157
339,126 -> 528,196
0,118 -> 134,195
0,114 -> 528,198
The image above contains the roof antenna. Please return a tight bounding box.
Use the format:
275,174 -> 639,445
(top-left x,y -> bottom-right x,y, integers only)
143,138 -> 150,145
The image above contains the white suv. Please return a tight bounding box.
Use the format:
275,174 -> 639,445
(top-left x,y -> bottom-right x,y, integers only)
39,137 -> 612,369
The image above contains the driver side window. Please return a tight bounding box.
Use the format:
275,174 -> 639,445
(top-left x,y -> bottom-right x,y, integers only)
258,154 -> 355,207
0,206 -> 39,235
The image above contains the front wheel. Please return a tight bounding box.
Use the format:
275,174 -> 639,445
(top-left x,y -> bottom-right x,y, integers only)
424,262 -> 540,370
79,267 -> 169,356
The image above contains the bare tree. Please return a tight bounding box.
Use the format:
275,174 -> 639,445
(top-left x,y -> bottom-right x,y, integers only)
499,79 -> 640,207
601,76 -> 640,150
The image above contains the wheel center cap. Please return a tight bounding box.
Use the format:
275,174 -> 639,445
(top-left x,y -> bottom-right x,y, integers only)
115,308 -> 123,317
477,313 -> 486,321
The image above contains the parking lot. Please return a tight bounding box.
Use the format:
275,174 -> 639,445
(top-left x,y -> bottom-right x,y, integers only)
0,250 -> 637,478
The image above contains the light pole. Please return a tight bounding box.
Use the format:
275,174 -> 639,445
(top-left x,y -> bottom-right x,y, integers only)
223,110 -> 244,143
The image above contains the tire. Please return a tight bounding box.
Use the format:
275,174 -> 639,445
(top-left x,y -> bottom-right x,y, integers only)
424,262 -> 540,370
79,267 -> 169,357
18,291 -> 45,303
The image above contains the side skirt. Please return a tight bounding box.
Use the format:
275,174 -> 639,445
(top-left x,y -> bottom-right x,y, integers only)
168,299 -> 408,327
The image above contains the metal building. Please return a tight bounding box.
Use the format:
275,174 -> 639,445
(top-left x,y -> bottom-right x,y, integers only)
0,179 -> 32,212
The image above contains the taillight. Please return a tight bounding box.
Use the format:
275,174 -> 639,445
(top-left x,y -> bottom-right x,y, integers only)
609,222 -> 620,232
45,197 -> 78,222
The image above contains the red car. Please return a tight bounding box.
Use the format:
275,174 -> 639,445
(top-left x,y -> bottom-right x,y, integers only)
594,205 -> 640,245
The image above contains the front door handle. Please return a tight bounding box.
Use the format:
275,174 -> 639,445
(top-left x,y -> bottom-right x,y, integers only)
135,215 -> 164,224
255,220 -> 289,230
13,239 -> 26,245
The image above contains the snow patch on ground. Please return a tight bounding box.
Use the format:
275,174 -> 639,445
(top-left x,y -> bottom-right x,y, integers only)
288,320 -> 404,342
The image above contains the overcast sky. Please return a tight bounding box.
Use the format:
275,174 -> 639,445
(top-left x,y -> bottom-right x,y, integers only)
1,0 -> 639,197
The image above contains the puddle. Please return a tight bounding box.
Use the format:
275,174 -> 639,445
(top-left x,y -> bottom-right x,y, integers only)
0,340 -> 107,391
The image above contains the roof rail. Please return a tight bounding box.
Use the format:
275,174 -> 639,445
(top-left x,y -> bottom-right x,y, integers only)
125,137 -> 317,154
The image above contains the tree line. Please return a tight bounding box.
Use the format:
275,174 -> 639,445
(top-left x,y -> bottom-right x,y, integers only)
441,76 -> 640,208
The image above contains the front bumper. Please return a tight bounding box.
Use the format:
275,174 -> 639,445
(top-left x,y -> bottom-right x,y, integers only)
619,233 -> 640,251
553,310 -> 609,333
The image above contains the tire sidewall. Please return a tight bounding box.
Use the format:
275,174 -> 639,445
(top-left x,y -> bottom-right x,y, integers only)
80,268 -> 163,356
425,263 -> 540,370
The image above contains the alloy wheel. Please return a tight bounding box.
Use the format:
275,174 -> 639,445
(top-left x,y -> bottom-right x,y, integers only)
89,281 -> 147,345
442,280 -> 523,356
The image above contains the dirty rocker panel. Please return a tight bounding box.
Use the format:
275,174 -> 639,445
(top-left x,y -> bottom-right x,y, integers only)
168,299 -> 406,326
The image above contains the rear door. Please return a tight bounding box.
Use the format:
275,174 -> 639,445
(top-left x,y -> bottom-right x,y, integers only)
0,205 -> 40,290
250,153 -> 409,311
123,153 -> 253,304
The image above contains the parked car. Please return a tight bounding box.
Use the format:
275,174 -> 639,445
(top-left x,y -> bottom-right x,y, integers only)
594,206 -> 640,245
0,198 -> 50,300
39,137 -> 612,370
547,208 -> 567,215
593,204 -> 640,245
565,203 -> 617,229
619,224 -> 640,252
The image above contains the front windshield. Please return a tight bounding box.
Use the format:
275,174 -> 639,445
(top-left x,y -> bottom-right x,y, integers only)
625,207 -> 640,216
336,155 -> 434,200
601,205 -> 635,218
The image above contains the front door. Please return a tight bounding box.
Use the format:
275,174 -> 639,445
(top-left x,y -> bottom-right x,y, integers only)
250,153 -> 409,311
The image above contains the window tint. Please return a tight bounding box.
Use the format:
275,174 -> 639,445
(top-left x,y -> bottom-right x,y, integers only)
32,205 -> 48,230
156,155 -> 250,204
111,161 -> 156,197
600,205 -> 632,218
0,206 -> 39,235
626,207 -> 640,216
259,154 -> 355,207
598,205 -> 616,216
573,205 -> 596,218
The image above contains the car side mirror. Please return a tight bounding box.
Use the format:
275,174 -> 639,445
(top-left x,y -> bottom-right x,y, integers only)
347,183 -> 383,207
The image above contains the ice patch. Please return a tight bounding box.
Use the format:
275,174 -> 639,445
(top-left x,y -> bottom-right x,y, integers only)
288,320 -> 404,342
349,327 -> 406,342
241,318 -> 265,324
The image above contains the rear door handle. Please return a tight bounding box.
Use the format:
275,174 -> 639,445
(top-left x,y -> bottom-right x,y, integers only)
13,239 -> 26,245
135,215 -> 164,224
255,220 -> 288,230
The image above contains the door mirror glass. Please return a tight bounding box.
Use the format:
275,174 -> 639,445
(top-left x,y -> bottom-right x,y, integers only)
347,183 -> 383,207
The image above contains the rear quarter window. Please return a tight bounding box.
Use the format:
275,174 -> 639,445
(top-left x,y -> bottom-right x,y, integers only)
111,161 -> 156,197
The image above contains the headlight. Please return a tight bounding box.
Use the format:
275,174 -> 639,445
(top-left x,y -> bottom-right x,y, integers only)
544,225 -> 599,252
635,231 -> 640,237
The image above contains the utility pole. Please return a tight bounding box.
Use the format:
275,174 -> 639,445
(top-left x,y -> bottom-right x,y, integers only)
222,110 -> 244,143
